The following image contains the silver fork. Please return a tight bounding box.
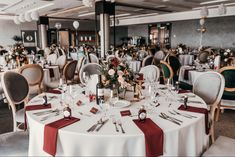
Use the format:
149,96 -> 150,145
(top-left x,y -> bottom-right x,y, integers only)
117,120 -> 125,134
87,118 -> 103,132
112,118 -> 119,132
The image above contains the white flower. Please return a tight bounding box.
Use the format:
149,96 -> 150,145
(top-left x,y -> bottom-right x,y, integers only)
108,69 -> 115,76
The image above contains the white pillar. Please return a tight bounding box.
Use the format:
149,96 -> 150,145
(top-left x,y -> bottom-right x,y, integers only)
40,24 -> 48,49
100,13 -> 110,59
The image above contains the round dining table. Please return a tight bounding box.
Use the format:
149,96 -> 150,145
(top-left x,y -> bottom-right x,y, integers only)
26,84 -> 209,156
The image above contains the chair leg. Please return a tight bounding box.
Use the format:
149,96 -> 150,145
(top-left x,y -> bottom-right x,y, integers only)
210,125 -> 215,144
216,103 -> 221,122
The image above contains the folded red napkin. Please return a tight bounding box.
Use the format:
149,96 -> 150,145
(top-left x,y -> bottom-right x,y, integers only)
120,110 -> 131,116
43,117 -> 80,156
178,105 -> 209,134
24,104 -> 52,130
133,118 -> 164,157
90,107 -> 99,114
47,89 -> 62,94
178,90 -> 191,94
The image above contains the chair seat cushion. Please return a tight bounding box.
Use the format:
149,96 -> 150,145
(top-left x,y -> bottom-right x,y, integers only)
16,108 -> 24,123
29,85 -> 41,95
203,136 -> 235,156
222,91 -> 235,100
0,131 -> 29,156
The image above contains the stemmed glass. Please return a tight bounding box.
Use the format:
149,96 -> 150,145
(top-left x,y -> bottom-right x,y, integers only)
83,72 -> 90,96
100,101 -> 110,119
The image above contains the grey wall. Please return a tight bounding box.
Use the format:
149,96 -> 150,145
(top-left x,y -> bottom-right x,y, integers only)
110,26 -> 128,46
0,20 -> 37,47
171,16 -> 235,49
128,24 -> 148,44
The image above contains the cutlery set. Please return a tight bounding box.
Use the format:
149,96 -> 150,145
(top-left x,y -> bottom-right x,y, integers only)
159,112 -> 182,126
33,109 -> 61,121
112,118 -> 125,133
170,110 -> 197,119
87,118 -> 109,132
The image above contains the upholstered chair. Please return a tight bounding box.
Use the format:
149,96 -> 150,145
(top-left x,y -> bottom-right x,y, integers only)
142,56 -> 154,67
198,51 -> 209,63
167,55 -> 181,81
216,66 -> 235,121
1,71 -> 29,131
202,136 -> 235,156
89,53 -> 99,63
47,53 -> 57,65
106,55 -> 116,62
154,50 -> 166,61
160,60 -> 174,83
139,65 -> 160,82
193,72 -> 225,143
56,55 -> 67,72
63,60 -> 78,84
0,131 -> 29,156
19,64 -> 44,97
79,63 -> 102,85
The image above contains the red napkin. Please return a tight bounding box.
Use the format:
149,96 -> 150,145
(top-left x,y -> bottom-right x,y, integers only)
24,104 -> 52,130
178,90 -> 191,94
133,118 -> 164,157
120,110 -> 131,116
178,105 -> 209,134
90,107 -> 99,114
47,89 -> 62,94
43,117 -> 80,156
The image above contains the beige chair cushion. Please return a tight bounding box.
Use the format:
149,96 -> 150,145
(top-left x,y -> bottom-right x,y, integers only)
0,131 -> 29,156
45,80 -> 60,89
203,136 -> 235,156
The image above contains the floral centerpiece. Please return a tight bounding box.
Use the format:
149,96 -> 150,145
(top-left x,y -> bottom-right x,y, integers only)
100,57 -> 135,91
5,45 -> 28,66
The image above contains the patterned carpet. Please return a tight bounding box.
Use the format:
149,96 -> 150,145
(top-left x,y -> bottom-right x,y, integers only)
0,102 -> 234,139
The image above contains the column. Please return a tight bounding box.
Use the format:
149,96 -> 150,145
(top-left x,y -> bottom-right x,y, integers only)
100,13 -> 110,59
40,24 -> 47,49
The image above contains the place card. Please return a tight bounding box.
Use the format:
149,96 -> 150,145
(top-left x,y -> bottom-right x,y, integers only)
76,100 -> 83,106
90,107 -> 99,114
120,110 -> 131,116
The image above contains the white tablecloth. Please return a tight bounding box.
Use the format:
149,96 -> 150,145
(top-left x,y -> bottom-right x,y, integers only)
128,61 -> 141,72
27,85 -> 209,156
178,66 -> 210,85
179,55 -> 194,66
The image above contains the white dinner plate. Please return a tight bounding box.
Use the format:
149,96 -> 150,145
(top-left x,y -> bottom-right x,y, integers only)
113,100 -> 131,108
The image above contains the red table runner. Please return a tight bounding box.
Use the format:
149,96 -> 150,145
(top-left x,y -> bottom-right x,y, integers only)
43,117 -> 80,156
133,118 -> 164,157
24,104 -> 52,130
178,105 -> 209,134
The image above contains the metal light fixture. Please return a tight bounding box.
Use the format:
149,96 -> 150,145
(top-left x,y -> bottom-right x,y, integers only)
55,22 -> 62,30
73,21 -> 80,46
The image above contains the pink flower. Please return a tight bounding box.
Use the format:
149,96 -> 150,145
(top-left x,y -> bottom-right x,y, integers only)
117,70 -> 124,76
118,76 -> 124,84
108,69 -> 115,76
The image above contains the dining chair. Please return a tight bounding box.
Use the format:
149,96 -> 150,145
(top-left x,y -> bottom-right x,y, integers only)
154,50 -> 166,61
216,66 -> 235,121
139,65 -> 160,82
1,71 -> 29,131
56,55 -> 67,72
198,51 -> 209,63
166,55 -> 181,81
0,131 -> 29,156
142,55 -> 154,67
106,55 -> 116,62
63,60 -> 78,84
89,53 -> 99,63
79,63 -> 102,85
47,53 -> 57,65
74,56 -> 86,83
202,136 -> 235,156
193,71 -> 225,143
160,60 -> 174,83
19,64 -> 44,97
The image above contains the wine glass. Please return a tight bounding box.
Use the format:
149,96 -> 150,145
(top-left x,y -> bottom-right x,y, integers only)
100,101 -> 110,119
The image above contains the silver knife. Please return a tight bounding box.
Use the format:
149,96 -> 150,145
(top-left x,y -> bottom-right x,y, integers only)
96,119 -> 109,132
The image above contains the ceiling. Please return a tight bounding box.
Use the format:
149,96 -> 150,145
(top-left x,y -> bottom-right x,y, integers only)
0,0 -> 235,20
